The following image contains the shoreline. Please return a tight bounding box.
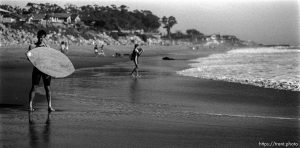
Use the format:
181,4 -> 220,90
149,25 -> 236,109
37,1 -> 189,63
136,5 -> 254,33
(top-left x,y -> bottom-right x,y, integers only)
177,47 -> 300,92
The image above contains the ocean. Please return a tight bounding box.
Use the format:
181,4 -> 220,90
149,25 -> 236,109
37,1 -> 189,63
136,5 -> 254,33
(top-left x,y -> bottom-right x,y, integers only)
177,47 -> 300,91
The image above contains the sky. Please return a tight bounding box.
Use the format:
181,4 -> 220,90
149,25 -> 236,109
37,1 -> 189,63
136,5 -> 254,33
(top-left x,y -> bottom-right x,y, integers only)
1,0 -> 299,46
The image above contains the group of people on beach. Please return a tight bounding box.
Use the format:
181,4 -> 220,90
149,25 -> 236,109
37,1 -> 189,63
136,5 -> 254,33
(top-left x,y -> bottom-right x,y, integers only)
94,44 -> 105,56
27,30 -> 143,112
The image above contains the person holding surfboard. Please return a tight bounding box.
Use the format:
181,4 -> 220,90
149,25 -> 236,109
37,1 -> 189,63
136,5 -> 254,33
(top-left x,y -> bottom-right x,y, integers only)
28,30 -> 55,112
130,43 -> 143,77
60,41 -> 69,54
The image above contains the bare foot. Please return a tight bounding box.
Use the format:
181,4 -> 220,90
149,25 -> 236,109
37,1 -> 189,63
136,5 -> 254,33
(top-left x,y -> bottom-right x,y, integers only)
48,107 -> 55,112
29,107 -> 35,112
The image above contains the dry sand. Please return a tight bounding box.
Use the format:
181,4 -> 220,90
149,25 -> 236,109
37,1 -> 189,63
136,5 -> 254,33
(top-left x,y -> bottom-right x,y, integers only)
0,45 -> 299,148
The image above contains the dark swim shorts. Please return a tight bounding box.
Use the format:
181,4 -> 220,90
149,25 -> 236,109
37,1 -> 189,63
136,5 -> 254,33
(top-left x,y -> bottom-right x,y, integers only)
32,67 -> 51,86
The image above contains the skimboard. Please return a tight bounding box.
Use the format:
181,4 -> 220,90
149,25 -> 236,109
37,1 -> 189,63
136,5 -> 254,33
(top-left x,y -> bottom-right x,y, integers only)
26,47 -> 75,78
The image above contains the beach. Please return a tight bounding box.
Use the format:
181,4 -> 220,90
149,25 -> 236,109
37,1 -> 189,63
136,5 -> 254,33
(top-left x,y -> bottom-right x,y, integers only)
0,45 -> 299,148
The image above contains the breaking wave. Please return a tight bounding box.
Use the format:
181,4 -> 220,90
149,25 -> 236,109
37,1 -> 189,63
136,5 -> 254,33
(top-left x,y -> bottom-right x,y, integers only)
177,47 -> 300,91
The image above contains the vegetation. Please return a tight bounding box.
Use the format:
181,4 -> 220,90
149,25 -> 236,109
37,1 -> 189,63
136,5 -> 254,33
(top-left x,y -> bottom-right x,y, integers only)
0,3 -> 161,32
161,16 -> 177,39
1,2 -> 247,47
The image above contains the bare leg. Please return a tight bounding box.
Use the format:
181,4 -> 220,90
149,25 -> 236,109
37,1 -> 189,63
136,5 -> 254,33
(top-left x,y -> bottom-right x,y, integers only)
135,56 -> 140,77
136,67 -> 140,77
131,66 -> 137,76
131,62 -> 138,77
44,85 -> 55,112
28,111 -> 34,124
29,85 -> 38,111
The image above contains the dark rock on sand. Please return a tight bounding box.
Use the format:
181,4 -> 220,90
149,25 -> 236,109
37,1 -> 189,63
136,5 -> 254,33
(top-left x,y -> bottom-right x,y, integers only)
162,56 -> 175,60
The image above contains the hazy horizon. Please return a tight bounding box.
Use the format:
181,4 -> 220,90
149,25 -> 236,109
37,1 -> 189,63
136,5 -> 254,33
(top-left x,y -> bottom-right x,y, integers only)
1,0 -> 299,46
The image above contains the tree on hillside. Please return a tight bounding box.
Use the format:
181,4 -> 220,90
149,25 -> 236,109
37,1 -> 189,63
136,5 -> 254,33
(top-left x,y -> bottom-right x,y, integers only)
141,10 -> 160,32
64,3 -> 80,13
186,29 -> 204,41
119,5 -> 128,12
0,5 -> 15,14
0,5 -> 13,12
0,4 -> 28,16
49,4 -> 65,13
26,2 -> 65,14
3,3 -> 161,33
186,29 -> 203,36
161,16 -> 177,39
172,30 -> 186,39
26,3 -> 39,14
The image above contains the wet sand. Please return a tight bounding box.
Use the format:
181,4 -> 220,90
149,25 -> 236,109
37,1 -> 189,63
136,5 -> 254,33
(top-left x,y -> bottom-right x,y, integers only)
0,45 -> 299,148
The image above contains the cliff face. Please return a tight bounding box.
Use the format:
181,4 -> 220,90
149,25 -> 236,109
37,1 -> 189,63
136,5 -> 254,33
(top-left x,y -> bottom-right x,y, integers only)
0,23 -> 258,48
0,23 -> 152,47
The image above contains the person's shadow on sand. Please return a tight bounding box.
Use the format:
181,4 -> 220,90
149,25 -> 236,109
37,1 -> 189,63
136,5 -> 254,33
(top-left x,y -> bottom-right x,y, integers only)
28,111 -> 51,148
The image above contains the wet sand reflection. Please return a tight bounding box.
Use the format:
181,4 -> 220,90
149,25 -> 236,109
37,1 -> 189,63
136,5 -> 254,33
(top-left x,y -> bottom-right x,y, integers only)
28,112 -> 51,148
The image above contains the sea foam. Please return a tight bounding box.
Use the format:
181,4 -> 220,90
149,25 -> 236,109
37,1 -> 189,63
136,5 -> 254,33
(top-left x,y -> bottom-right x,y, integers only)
177,47 -> 300,91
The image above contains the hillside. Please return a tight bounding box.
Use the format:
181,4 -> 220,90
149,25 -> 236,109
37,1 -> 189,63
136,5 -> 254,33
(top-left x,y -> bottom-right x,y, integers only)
0,3 -> 262,48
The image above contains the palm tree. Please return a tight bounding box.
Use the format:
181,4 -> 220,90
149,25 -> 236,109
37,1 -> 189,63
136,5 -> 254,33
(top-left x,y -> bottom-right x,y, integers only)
26,2 -> 39,14
161,16 -> 177,39
119,5 -> 128,12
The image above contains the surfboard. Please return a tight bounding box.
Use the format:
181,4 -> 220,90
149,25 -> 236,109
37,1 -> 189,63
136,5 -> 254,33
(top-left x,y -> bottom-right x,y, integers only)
26,47 -> 75,78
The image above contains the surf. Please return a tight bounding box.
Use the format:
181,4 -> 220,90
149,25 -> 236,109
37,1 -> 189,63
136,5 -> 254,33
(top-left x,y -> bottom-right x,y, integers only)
177,47 -> 300,91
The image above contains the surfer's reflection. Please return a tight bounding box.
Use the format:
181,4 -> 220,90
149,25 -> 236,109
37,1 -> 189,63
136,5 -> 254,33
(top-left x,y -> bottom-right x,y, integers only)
28,111 -> 51,148
129,78 -> 141,104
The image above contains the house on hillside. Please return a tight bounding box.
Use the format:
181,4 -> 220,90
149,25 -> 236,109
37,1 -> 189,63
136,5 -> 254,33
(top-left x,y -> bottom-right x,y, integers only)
112,29 -> 145,34
18,15 -> 28,23
0,13 -> 23,23
210,34 -> 221,40
221,35 -> 238,42
46,13 -> 72,24
204,34 -> 223,42
0,15 -> 16,23
71,14 -> 81,24
0,8 -> 16,23
27,14 -> 46,25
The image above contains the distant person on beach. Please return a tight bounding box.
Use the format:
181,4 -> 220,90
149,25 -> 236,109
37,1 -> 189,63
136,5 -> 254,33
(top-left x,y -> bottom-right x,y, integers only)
98,44 -> 105,56
60,41 -> 69,54
94,44 -> 99,56
94,43 -> 105,56
130,43 -> 143,77
27,30 -> 55,112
